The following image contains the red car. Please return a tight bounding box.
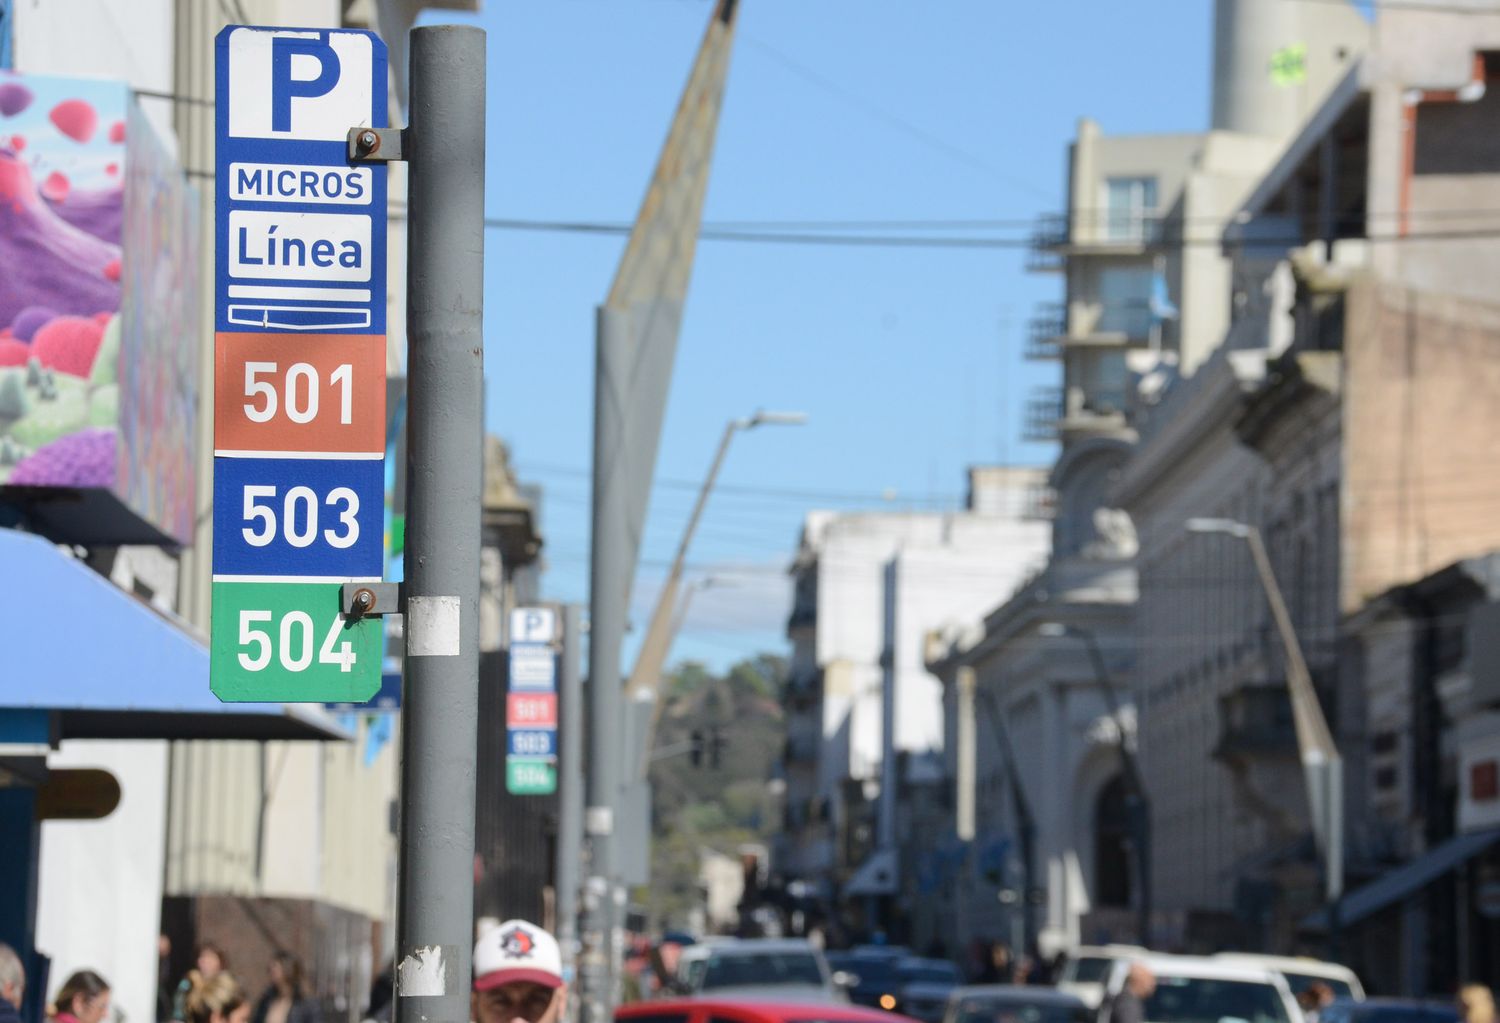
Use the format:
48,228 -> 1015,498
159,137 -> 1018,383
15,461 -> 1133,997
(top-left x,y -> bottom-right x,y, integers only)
617,1000 -> 921,1023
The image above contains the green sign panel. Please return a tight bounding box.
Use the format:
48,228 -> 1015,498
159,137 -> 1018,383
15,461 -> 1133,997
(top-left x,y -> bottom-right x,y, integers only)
506,757 -> 557,796
211,581 -> 383,702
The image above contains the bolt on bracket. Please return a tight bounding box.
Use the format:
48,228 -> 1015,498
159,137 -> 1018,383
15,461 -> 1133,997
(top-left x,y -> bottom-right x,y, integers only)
347,126 -> 407,163
342,582 -> 403,618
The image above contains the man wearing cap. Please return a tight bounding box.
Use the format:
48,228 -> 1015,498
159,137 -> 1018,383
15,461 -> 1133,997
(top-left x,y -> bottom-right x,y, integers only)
472,920 -> 567,1023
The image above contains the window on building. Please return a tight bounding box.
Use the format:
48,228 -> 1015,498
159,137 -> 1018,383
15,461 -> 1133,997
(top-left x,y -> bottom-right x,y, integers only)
1104,176 -> 1159,241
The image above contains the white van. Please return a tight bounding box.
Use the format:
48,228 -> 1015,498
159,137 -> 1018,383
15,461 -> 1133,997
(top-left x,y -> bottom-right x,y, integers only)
1100,954 -> 1301,1023
1212,954 -> 1365,1003
1057,946 -> 1149,1010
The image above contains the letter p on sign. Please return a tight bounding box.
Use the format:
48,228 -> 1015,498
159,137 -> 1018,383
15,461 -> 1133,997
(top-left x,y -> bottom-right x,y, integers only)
226,28 -> 374,141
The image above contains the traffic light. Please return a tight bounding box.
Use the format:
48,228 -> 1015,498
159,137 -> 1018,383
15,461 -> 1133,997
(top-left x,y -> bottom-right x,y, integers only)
708,725 -> 726,769
690,728 -> 704,767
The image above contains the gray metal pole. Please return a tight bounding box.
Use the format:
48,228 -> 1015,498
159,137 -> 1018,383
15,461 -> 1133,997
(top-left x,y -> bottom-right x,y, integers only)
396,24 -> 486,1023
583,306 -> 631,1023
556,605 -> 584,1012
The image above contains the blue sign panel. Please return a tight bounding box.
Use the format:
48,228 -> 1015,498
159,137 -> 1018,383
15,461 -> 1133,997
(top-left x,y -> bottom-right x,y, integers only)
509,642 -> 557,691
507,728 -> 559,759
215,27 -> 387,335
212,455 -> 383,578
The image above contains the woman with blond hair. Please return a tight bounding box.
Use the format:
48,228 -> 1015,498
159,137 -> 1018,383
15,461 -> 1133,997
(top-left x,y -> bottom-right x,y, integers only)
1459,984 -> 1496,1023
183,971 -> 250,1023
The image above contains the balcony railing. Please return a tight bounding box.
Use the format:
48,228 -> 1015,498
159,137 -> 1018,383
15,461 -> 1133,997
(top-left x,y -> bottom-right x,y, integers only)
1025,302 -> 1067,359
1025,214 -> 1068,272
1022,386 -> 1064,442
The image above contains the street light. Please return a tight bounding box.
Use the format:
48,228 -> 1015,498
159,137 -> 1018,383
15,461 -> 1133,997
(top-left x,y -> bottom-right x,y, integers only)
1184,517 -> 1344,944
1037,622 -> 1152,946
627,410 -> 808,773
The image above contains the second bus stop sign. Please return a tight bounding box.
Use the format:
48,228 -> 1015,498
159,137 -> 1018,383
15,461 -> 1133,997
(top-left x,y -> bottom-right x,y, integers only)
210,26 -> 388,702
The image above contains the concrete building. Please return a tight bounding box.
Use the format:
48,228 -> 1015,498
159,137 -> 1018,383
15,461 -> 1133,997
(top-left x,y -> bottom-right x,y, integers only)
776,467 -> 1050,939
1114,2 -> 1500,952
918,0 -> 1372,958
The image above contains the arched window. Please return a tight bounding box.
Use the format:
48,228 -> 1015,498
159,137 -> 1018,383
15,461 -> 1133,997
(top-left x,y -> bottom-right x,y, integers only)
1094,775 -> 1132,907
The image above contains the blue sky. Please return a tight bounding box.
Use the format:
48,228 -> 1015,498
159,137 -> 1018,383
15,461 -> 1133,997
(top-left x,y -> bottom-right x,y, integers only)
418,0 -> 1214,671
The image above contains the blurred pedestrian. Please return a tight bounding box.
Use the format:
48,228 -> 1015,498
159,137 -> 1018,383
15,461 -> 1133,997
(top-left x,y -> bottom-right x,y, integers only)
1103,963 -> 1155,1023
1459,984 -> 1496,1023
174,945 -> 228,1022
471,920 -> 567,1023
251,955 -> 316,1023
0,943 -> 25,1023
158,937 -> 175,1023
1297,983 -> 1335,1023
48,971 -> 111,1023
183,972 -> 249,1023
977,942 -> 1011,984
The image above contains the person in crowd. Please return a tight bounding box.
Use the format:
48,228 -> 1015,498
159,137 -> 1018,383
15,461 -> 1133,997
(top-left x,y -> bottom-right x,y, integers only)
49,971 -> 111,1023
175,945 -> 229,1022
1297,982 -> 1335,1023
251,955 -> 316,1023
183,972 -> 249,1023
977,942 -> 1011,984
1459,984 -> 1496,1023
158,937 -> 176,1023
471,920 -> 567,1023
0,944 -> 25,1023
1103,963 -> 1155,1023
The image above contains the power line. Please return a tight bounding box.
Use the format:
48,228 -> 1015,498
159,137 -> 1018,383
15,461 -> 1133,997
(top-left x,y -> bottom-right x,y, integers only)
473,215 -> 1500,250
739,34 -> 1056,202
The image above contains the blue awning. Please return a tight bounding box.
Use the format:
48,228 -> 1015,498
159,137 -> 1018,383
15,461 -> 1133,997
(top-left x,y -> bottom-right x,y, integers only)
0,528 -> 349,741
1304,827 -> 1500,930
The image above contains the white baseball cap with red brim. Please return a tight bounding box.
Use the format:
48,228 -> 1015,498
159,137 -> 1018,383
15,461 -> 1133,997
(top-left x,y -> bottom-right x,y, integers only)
473,920 -> 564,991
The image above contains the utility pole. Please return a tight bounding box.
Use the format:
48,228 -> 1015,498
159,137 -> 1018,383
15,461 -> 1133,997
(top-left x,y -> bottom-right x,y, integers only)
976,685 -> 1039,958
392,25 -> 486,1023
1186,518 -> 1343,953
580,5 -> 740,1019
556,604 -> 584,1010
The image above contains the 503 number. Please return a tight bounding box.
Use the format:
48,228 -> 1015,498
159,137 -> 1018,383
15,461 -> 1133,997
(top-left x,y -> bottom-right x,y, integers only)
238,609 -> 357,673
242,484 -> 359,548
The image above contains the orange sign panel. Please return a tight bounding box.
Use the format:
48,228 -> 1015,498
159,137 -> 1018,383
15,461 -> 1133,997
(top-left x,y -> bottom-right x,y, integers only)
215,332 -> 386,455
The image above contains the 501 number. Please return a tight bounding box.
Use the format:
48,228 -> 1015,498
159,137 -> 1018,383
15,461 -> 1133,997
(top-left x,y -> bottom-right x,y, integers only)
244,361 -> 353,425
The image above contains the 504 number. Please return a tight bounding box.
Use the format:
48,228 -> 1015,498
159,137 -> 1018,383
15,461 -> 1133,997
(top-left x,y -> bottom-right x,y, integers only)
238,609 -> 356,673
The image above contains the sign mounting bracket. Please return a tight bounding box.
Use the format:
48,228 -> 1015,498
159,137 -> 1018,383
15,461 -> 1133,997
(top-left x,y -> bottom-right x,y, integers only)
348,126 -> 408,163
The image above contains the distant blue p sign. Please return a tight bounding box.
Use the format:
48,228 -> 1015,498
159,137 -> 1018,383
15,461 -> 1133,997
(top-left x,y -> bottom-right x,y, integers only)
510,607 -> 557,645
271,36 -> 341,132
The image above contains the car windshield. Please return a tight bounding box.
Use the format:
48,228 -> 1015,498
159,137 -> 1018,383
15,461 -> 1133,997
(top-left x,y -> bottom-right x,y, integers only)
851,959 -> 902,988
1280,974 -> 1354,1001
902,963 -> 961,985
1066,958 -> 1115,984
956,999 -> 1089,1023
700,952 -> 826,989
1143,977 -> 1292,1023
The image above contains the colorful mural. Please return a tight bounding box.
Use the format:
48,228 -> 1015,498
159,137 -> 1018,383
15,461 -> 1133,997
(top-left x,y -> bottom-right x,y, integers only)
0,74 -> 127,484
119,98 -> 199,544
0,71 -> 198,544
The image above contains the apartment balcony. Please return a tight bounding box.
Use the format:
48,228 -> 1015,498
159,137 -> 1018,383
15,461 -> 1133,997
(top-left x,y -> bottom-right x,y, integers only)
1023,385 -> 1130,442
1027,211 -> 1169,273
1022,386 -> 1064,441
1025,302 -> 1067,359
1025,214 -> 1068,273
1212,684 -> 1297,767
